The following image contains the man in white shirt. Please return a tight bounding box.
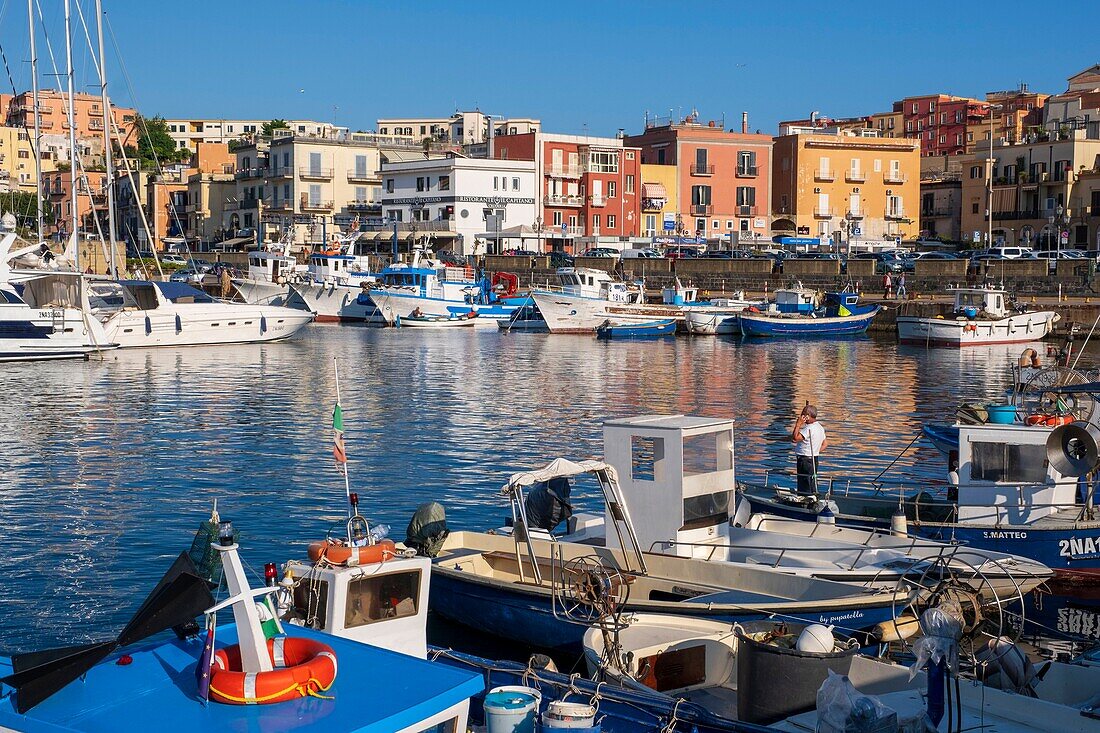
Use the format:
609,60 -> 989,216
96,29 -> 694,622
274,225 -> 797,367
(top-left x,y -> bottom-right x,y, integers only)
791,404 -> 827,495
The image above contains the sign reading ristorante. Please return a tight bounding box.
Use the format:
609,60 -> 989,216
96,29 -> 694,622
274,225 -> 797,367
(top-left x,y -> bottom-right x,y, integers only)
382,195 -> 535,206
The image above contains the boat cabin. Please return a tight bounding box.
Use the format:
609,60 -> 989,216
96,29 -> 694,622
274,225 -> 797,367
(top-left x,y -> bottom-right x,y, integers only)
773,287 -> 817,314
555,267 -> 639,303
661,279 -> 699,306
952,287 -> 1009,319
246,251 -> 299,284
280,553 -> 433,659
603,415 -> 736,560
87,281 -> 213,313
954,421 -> 1080,525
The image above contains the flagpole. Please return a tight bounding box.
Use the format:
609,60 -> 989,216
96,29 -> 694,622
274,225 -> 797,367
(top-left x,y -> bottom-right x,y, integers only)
332,357 -> 356,543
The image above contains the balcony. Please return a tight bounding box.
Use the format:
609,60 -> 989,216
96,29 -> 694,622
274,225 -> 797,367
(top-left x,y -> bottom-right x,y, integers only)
690,164 -> 715,176
921,207 -> 955,218
642,197 -> 667,211
270,166 -> 293,178
883,171 -> 908,184
885,208 -> 907,220
589,195 -> 607,207
235,167 -> 267,180
845,170 -> 866,183
346,171 -> 376,183
348,200 -> 382,212
735,166 -> 758,178
267,199 -> 292,212
736,205 -> 757,217
548,165 -> 583,179
814,169 -> 835,181
691,204 -> 713,215
847,208 -> 864,219
299,196 -> 333,211
299,167 -> 334,180
544,194 -> 584,207
224,201 -> 240,211
814,207 -> 835,218
239,198 -> 261,210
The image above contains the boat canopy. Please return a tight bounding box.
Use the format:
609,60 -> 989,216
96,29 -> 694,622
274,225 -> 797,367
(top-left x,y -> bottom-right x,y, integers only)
503,458 -> 613,492
150,281 -> 215,303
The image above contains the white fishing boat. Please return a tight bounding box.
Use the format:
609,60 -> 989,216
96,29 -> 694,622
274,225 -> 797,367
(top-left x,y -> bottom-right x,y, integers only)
684,294 -> 762,335
231,248 -> 305,306
83,280 -> 313,348
531,268 -> 680,334
288,250 -> 383,323
398,312 -> 478,328
897,286 -> 1059,347
584,613 -> 1100,732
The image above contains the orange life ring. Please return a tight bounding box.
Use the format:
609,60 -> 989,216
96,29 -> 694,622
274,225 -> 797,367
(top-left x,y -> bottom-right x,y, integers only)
1045,415 -> 1074,427
1024,414 -> 1046,426
307,538 -> 396,566
210,636 -> 337,705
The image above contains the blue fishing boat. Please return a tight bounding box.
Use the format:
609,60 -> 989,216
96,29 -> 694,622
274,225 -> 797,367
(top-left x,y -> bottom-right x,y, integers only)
738,289 -> 879,338
596,318 -> 677,339
922,422 -> 959,455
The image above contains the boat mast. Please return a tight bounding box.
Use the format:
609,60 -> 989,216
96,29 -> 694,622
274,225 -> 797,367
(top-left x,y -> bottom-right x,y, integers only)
26,0 -> 43,244
94,0 -> 118,277
62,0 -> 79,269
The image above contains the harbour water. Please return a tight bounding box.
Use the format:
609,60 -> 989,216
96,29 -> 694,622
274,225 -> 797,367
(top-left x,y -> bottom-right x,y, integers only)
0,326 -> 1095,655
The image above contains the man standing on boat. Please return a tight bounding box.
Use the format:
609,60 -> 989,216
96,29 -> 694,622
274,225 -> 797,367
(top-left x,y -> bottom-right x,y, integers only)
791,404 -> 827,495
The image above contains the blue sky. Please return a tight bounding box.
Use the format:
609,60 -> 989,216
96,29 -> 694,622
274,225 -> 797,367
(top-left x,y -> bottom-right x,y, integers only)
2,0 -> 1098,136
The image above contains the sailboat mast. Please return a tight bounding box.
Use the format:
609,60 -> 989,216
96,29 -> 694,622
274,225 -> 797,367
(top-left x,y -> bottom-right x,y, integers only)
94,0 -> 118,277
26,0 -> 43,244
62,0 -> 79,268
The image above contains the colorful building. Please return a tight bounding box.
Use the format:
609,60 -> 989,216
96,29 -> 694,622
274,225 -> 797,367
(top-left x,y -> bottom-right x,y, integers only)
494,131 -> 642,252
898,94 -> 990,157
42,168 -> 107,240
772,127 -> 921,248
0,124 -> 54,193
639,164 -> 678,239
624,115 -> 773,246
3,90 -> 137,159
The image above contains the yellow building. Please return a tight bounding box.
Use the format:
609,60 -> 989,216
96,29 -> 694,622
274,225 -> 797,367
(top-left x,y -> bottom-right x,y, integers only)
868,111 -> 906,139
772,129 -> 920,249
0,125 -> 52,193
639,163 -> 679,239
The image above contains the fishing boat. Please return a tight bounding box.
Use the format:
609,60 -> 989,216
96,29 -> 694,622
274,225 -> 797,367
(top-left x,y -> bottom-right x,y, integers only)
287,250 -> 385,323
584,613 -> 1100,732
0,517 -> 482,733
230,232 -> 306,307
83,280 -> 314,348
497,301 -> 547,332
896,286 -> 1059,347
429,415 -> 912,652
596,318 -> 677,339
683,294 -> 762,335
737,289 -> 879,338
398,312 -> 478,328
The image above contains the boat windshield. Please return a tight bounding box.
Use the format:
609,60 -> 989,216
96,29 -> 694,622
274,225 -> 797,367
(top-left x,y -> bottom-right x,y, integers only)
0,286 -> 27,305
956,292 -> 990,308
87,281 -> 137,312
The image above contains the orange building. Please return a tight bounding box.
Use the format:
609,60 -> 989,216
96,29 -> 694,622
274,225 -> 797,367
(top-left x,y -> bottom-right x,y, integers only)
3,90 -> 137,154
42,169 -> 108,240
625,115 -> 773,245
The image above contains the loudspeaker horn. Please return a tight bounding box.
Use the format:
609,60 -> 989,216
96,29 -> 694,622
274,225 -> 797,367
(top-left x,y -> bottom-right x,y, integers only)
1046,420 -> 1100,477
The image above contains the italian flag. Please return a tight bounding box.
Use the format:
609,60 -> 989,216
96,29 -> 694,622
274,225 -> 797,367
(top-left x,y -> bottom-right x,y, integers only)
333,404 -> 347,463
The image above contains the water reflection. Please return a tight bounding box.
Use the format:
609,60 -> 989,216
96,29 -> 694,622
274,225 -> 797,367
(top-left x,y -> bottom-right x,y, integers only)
0,326 -> 1089,651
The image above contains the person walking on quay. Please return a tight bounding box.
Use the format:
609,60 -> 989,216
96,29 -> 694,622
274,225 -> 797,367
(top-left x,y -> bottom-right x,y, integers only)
791,404 -> 827,495
896,272 -> 907,300
883,271 -> 893,299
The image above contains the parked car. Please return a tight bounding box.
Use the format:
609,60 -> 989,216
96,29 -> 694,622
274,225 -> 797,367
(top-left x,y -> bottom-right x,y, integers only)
664,246 -> 701,259
548,251 -> 575,268
853,252 -> 906,274
437,250 -> 469,267
621,248 -> 661,259
580,247 -> 619,258
169,266 -> 210,284
798,252 -> 847,273
700,250 -> 734,259
908,251 -> 958,260
502,248 -> 539,257
161,254 -> 188,266
988,246 -> 1031,259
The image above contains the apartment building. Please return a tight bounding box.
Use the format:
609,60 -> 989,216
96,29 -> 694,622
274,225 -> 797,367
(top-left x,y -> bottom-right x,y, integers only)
377,111 -> 540,146
1042,65 -> 1100,139
493,131 -> 642,251
379,156 -> 537,255
868,111 -> 905,139
231,131 -> 431,247
162,118 -> 349,153
183,173 -> 237,245
919,173 -> 963,242
3,90 -> 137,157
625,115 -> 773,245
41,168 -> 108,239
959,130 -> 1100,250
639,164 -> 679,239
772,128 -> 921,248
898,94 -> 990,157
0,125 -> 51,193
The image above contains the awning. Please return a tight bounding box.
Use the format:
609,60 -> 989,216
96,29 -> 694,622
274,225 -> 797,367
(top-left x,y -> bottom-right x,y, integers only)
503,458 -> 612,492
642,182 -> 667,199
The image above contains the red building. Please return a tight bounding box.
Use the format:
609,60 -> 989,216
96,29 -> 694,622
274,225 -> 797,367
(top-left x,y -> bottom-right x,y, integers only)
624,115 -> 773,244
898,94 -> 990,157
494,131 -> 641,252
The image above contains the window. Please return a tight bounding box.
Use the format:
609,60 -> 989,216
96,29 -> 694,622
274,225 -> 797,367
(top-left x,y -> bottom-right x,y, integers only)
940,112 -> 947,124
631,436 -> 663,481
938,135 -> 946,144
438,175 -> 450,191
387,209 -> 402,222
682,491 -> 731,530
694,148 -> 708,173
355,186 -> 367,202
873,159 -> 882,172
592,214 -> 600,229
711,220 -> 719,229
738,150 -> 757,176
625,174 -> 634,194
588,151 -> 619,173
626,151 -> 635,160
970,442 -> 1047,483
416,176 -> 426,192
283,184 -> 290,200
911,102 -> 918,114
955,133 -> 963,146
568,215 -> 577,228
308,184 -> 321,206
691,185 -> 712,206
736,186 -> 755,206
344,570 -> 421,628
354,154 -> 368,178
512,177 -> 520,191
970,165 -> 983,179
553,210 -> 562,226
972,202 -> 980,214
385,178 -> 394,193
493,177 -> 498,191
607,181 -> 616,198
657,149 -> 666,165
608,214 -> 616,229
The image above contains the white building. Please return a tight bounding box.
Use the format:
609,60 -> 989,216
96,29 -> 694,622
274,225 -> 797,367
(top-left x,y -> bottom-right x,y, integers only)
163,118 -> 349,152
379,156 -> 537,255
377,111 -> 540,146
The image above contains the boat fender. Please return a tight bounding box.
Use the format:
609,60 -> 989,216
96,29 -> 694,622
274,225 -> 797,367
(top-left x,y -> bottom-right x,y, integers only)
889,506 -> 908,537
307,538 -> 397,566
209,636 -> 337,705
796,624 -> 836,653
965,322 -> 977,332
816,504 -> 836,525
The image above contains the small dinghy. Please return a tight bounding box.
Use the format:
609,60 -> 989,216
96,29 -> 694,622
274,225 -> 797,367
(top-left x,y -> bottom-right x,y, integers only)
398,311 -> 478,328
596,318 -> 677,339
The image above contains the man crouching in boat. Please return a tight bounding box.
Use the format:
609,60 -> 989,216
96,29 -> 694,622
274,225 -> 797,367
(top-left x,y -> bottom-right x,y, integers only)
791,404 -> 827,495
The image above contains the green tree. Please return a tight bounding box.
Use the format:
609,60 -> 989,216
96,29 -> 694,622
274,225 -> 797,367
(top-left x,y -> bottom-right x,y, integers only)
126,114 -> 187,168
0,191 -> 53,231
262,119 -> 290,136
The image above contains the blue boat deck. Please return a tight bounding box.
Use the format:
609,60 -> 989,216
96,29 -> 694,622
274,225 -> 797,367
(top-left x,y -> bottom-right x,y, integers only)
0,624 -> 482,733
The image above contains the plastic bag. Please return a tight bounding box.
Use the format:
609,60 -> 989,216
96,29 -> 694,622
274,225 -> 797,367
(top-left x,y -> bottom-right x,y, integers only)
816,671 -> 898,733
909,603 -> 963,680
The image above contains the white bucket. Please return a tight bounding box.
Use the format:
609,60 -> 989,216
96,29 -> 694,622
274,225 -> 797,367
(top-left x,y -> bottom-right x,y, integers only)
541,700 -> 597,729
484,685 -> 541,733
